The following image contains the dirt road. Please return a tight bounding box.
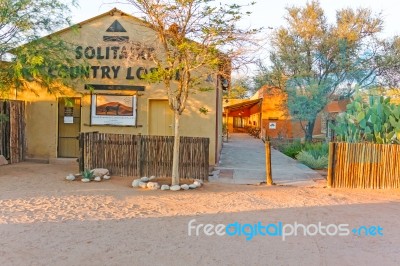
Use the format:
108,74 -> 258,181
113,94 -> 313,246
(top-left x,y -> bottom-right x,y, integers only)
1,162 -> 400,265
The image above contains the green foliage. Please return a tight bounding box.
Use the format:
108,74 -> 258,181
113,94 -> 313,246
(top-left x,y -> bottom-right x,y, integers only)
302,142 -> 329,157
81,169 -> 94,180
296,150 -> 328,169
278,140 -> 328,160
279,140 -> 303,158
0,0 -> 77,56
1,38 -> 87,94
225,77 -> 254,99
0,0 -> 81,95
331,95 -> 400,144
254,0 -> 385,141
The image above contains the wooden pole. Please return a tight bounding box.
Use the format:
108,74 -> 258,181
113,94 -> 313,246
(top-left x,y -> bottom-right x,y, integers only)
327,142 -> 335,188
78,133 -> 84,172
265,140 -> 273,185
225,109 -> 229,142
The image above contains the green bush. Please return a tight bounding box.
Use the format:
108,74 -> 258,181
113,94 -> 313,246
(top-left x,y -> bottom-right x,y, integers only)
280,140 -> 303,158
296,150 -> 328,169
303,142 -> 328,158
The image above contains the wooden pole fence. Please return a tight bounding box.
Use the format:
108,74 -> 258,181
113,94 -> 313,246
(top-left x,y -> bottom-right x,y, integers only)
79,132 -> 209,180
328,142 -> 400,189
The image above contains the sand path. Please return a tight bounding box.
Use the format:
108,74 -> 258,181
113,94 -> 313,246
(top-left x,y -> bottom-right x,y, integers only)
1,162 -> 400,265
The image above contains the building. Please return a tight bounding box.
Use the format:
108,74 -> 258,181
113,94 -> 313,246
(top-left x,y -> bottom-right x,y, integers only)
223,86 -> 348,140
4,8 -> 225,166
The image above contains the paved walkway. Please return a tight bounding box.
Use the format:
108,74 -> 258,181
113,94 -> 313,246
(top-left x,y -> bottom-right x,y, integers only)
211,133 -> 322,185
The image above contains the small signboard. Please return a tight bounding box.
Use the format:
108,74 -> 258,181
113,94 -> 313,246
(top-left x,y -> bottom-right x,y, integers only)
64,116 -> 74,124
64,107 -> 74,124
269,122 -> 277,129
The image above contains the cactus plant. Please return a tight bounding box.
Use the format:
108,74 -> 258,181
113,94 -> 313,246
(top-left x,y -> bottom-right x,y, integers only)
81,169 -> 95,180
331,95 -> 400,144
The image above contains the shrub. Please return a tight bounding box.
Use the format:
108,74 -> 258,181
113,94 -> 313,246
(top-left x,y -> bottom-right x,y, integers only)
296,150 -> 328,169
303,142 -> 328,158
280,140 -> 303,158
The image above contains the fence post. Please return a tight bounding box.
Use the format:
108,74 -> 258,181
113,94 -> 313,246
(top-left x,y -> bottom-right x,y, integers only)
327,142 -> 335,188
78,133 -> 84,172
136,135 -> 143,177
265,140 -> 273,185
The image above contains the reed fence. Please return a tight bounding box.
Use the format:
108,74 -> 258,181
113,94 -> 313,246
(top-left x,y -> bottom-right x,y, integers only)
327,142 -> 400,189
0,100 -> 25,163
79,132 -> 209,180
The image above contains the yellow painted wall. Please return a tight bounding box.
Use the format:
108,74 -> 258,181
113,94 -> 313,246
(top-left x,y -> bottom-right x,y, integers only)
10,10 -> 222,165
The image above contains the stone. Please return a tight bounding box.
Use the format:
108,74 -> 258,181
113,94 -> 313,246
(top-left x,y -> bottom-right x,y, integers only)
139,182 -> 148,189
161,185 -> 170,191
140,176 -> 150,182
0,155 -> 8,166
103,175 -> 111,180
170,185 -> 181,191
147,182 -> 160,190
81,178 -> 90,183
132,179 -> 141,187
194,179 -> 204,184
181,184 -> 189,190
193,181 -> 202,187
91,168 -> 109,177
94,176 -> 101,182
66,174 -> 75,181
189,184 -> 197,189
149,175 -> 156,181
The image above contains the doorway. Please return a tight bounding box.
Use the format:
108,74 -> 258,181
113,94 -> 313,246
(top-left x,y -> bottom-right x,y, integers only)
148,99 -> 173,136
58,98 -> 81,157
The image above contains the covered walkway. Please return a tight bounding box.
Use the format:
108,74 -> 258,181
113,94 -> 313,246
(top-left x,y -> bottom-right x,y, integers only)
211,133 -> 322,185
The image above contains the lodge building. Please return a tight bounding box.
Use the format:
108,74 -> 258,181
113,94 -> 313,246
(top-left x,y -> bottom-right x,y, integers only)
3,8 -> 225,167
223,86 -> 348,140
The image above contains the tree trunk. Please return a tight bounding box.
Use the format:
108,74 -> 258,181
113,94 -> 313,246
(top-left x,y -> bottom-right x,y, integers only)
305,118 -> 316,142
171,111 -> 180,186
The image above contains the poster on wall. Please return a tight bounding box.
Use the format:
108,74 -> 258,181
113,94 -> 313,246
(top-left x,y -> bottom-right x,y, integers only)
91,94 -> 137,126
269,122 -> 277,129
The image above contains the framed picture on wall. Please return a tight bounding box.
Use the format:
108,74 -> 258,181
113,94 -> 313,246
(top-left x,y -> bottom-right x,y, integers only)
91,94 -> 137,126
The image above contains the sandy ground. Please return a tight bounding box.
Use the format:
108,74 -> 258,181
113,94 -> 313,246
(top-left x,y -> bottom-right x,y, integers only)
1,162 -> 400,266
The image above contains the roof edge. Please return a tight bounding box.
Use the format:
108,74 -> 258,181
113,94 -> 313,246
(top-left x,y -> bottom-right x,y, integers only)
44,8 -> 152,39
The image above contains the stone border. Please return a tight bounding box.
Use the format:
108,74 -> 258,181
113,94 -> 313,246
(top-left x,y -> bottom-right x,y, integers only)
132,176 -> 203,191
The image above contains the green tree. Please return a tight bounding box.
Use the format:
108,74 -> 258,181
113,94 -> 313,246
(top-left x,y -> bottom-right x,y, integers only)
0,0 -> 79,97
124,0 -> 259,185
226,77 -> 253,99
259,1 -> 384,142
